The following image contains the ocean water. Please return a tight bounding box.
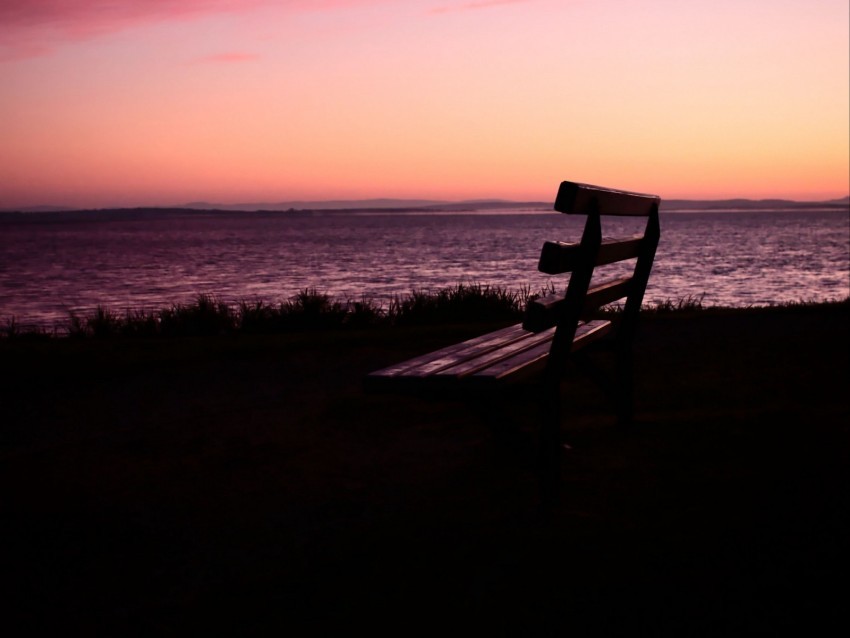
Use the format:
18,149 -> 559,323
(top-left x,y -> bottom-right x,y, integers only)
1,208 -> 848,329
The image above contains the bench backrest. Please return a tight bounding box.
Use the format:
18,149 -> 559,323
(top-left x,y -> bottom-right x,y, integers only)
523,181 -> 661,371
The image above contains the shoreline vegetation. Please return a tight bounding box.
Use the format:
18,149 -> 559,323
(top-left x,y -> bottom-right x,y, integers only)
3,283 -> 848,340
2,290 -> 848,634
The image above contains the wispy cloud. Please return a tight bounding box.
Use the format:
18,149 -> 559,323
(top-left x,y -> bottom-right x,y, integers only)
430,0 -> 530,15
0,0 -> 264,60
1,1 -> 264,33
0,0 -> 386,61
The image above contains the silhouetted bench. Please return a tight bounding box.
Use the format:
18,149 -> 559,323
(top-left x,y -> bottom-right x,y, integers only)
366,180 -> 661,500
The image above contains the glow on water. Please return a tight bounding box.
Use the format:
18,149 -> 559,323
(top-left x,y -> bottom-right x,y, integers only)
0,208 -> 847,329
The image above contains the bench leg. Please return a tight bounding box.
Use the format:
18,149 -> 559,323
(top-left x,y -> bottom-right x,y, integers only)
476,382 -> 562,505
475,394 -> 519,444
538,377 -> 562,505
616,346 -> 634,426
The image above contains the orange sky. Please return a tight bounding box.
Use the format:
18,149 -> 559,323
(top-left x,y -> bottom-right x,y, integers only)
1,0 -> 848,208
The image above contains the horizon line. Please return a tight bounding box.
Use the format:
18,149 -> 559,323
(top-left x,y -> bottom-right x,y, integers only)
3,193 -> 849,215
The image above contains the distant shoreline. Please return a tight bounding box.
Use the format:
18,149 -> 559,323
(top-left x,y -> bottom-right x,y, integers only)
0,200 -> 850,223
2,196 -> 848,217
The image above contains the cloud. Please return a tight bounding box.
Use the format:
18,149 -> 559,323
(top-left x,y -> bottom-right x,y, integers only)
1,1 -> 262,33
0,0 -> 386,61
0,0 -> 263,60
430,0 -> 530,15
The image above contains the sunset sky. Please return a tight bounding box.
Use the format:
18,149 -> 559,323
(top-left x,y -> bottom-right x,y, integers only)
1,0 -> 848,209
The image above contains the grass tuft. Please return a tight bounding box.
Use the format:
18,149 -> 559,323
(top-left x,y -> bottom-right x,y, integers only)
388,282 -> 526,326
645,293 -> 706,314
159,294 -> 236,337
2,317 -> 53,341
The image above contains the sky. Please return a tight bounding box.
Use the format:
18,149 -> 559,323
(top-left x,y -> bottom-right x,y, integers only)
1,0 -> 848,209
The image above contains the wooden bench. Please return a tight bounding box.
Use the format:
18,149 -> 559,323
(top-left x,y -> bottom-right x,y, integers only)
365,180 -> 661,500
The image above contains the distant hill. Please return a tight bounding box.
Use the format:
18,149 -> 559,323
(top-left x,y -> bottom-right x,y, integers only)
661,197 -> 850,211
179,198 -> 552,212
3,205 -> 77,213
2,196 -> 847,216
175,195 -> 850,212
181,198 -> 449,211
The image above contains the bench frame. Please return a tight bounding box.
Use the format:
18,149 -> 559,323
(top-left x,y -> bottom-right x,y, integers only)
366,181 -> 661,501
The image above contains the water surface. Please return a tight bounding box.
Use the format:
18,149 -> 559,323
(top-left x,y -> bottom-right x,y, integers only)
1,207 -> 847,329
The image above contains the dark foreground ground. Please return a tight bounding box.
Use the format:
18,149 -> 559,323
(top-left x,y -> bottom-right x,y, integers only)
2,304 -> 848,636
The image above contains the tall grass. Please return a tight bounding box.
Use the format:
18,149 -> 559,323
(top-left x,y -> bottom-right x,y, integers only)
389,283 -> 527,326
23,284 -> 529,339
2,287 -> 847,340
643,293 -> 706,314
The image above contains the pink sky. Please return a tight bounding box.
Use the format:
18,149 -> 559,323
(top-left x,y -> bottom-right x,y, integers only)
1,0 -> 848,208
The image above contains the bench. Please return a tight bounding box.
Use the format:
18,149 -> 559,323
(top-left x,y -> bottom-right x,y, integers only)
365,180 -> 661,500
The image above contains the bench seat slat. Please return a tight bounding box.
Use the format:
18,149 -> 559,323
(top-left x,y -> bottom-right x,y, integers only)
391,324 -> 539,378
471,319 -> 612,383
366,323 -> 528,379
366,318 -> 613,392
472,340 -> 552,383
434,326 -> 557,378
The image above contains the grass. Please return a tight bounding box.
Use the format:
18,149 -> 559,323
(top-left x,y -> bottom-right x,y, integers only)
2,284 -> 848,340
1,300 -> 847,635
1,283 -> 529,339
389,282 -> 528,326
643,293 -> 706,313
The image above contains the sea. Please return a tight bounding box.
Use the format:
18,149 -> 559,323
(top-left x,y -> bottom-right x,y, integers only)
1,206 -> 848,330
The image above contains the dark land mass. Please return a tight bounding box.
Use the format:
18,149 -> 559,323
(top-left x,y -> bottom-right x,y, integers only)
2,196 -> 848,220
661,196 -> 850,211
1,304 -> 849,636
0,202 -> 553,223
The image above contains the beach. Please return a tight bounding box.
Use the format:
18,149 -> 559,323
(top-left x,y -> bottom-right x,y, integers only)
2,302 -> 848,636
